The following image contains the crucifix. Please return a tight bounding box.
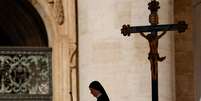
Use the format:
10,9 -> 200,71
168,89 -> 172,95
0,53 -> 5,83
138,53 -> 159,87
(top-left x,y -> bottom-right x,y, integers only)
121,0 -> 187,101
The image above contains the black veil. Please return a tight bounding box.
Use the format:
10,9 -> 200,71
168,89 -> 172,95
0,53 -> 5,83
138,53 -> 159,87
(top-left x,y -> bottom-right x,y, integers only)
89,81 -> 109,100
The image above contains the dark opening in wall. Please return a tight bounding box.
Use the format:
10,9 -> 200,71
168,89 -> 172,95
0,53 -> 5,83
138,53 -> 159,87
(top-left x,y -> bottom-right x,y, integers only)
0,0 -> 48,47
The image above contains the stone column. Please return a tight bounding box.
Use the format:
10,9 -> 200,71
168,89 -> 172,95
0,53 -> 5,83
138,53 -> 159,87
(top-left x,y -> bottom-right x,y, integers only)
193,0 -> 201,101
175,0 -> 194,101
53,0 -> 78,101
30,0 -> 78,101
78,0 -> 175,101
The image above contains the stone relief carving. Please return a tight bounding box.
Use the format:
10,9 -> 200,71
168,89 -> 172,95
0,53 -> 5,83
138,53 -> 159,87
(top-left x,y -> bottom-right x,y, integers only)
0,48 -> 52,96
69,42 -> 78,101
69,42 -> 77,69
0,54 -> 50,94
48,0 -> 65,25
28,0 -> 64,25
0,48 -> 52,101
48,0 -> 54,4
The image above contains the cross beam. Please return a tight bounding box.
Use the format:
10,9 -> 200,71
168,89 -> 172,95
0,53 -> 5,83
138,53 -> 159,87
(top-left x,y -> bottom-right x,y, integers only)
120,0 -> 187,101
121,21 -> 187,36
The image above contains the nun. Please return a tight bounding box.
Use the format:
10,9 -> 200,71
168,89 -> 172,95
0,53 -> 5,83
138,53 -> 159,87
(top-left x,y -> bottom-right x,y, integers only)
89,81 -> 110,101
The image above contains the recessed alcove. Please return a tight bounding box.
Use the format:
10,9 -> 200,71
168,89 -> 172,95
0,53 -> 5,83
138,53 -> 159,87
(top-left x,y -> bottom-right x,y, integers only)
0,0 -> 48,46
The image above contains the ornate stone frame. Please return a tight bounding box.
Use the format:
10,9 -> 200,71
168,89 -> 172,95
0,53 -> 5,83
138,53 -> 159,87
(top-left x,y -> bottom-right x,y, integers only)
28,0 -> 78,101
0,47 -> 52,101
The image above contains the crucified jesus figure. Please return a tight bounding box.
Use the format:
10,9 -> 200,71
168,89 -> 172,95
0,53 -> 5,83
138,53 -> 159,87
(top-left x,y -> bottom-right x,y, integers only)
140,31 -> 166,80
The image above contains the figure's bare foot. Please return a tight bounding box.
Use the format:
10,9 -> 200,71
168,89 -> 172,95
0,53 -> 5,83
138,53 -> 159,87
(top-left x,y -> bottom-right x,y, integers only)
158,56 -> 166,61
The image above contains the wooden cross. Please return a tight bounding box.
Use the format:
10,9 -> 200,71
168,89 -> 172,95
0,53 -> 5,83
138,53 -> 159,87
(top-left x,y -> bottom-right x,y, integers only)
121,0 -> 187,101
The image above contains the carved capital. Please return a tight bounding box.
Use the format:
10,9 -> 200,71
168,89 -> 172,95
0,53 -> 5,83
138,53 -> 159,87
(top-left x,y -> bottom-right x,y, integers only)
54,0 -> 64,25
48,0 -> 65,25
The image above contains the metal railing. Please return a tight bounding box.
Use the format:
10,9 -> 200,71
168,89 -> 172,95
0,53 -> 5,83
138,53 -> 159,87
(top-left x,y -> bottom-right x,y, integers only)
0,47 -> 52,101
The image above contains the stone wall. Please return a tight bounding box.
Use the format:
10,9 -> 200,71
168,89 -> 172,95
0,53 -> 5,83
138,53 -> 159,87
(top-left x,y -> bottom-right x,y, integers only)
78,0 -> 175,101
174,0 -> 194,101
193,0 -> 201,101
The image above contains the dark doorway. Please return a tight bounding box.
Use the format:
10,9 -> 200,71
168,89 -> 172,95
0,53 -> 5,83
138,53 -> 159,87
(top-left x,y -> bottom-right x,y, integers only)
0,0 -> 48,46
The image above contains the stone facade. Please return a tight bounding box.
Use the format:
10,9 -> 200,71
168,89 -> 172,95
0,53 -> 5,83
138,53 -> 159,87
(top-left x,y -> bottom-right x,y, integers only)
29,0 -> 78,101
78,0 -> 175,101
5,0 -> 197,101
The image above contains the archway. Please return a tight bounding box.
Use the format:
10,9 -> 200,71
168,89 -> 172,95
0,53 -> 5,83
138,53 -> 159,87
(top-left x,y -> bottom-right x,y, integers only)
0,0 -> 52,100
0,0 -> 48,46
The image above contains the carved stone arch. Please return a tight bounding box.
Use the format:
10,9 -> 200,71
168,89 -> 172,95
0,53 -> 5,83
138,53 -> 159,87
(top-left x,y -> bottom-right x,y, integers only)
28,0 -> 57,47
28,1 -> 79,101
0,0 -> 53,101
0,0 -> 49,47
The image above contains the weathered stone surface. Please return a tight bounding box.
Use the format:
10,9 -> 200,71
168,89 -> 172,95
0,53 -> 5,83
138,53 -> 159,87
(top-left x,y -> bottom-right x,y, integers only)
175,0 -> 194,101
79,0 -> 175,101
